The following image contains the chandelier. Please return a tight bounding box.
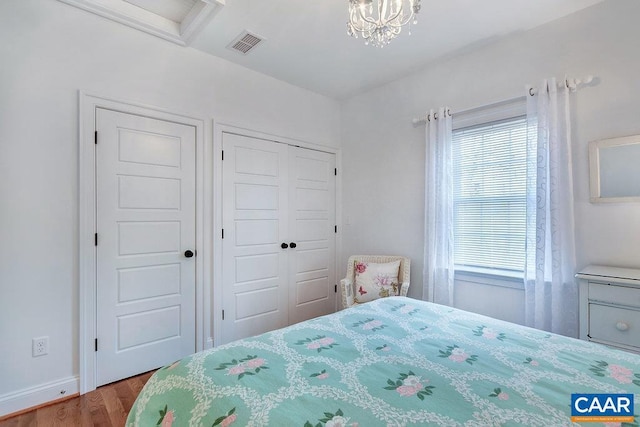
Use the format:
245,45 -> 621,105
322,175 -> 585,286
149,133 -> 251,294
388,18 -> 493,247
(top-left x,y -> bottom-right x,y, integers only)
347,0 -> 421,47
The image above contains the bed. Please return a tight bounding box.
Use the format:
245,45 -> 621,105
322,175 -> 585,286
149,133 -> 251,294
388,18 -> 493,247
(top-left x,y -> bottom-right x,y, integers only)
126,297 -> 640,426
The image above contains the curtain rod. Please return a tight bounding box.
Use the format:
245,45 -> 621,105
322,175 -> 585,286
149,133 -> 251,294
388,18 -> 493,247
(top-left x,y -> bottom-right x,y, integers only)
411,75 -> 596,125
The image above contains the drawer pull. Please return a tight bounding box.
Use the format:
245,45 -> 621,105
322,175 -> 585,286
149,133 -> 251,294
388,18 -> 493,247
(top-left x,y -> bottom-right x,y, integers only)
616,321 -> 629,331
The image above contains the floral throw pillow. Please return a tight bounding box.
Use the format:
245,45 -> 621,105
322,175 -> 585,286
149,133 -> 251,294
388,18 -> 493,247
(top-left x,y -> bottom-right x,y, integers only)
353,260 -> 401,304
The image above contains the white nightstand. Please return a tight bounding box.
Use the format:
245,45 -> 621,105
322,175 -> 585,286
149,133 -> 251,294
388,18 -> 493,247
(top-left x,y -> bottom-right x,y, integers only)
576,265 -> 640,353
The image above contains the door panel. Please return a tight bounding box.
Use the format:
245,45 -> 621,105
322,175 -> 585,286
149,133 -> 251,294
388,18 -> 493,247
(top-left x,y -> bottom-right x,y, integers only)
295,277 -> 330,304
117,221 -> 181,255
96,108 -> 196,386
220,135 -> 336,342
296,188 -> 330,211
221,133 -> 289,343
235,183 -> 280,210
117,175 -> 181,209
288,147 -> 336,324
235,219 -> 279,246
117,306 -> 181,350
117,264 -> 181,301
235,287 -> 281,319
117,129 -> 181,167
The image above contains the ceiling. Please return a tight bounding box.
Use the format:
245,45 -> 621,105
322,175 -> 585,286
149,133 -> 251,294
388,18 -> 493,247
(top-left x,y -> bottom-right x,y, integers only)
188,0 -> 605,100
61,0 -> 607,100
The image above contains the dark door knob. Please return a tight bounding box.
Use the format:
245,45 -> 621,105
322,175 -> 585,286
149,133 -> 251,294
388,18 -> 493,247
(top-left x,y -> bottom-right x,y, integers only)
184,250 -> 194,258
289,242 -> 297,248
281,243 -> 289,249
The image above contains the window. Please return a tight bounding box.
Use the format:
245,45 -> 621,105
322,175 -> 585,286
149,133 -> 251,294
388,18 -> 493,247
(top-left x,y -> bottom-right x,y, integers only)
452,116 -> 527,275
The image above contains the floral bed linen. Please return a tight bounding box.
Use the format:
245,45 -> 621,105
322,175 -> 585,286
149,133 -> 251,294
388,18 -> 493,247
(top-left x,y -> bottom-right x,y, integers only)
127,297 -> 640,426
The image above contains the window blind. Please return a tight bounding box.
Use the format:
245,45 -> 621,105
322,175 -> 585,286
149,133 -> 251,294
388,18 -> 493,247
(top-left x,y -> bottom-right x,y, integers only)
452,116 -> 527,273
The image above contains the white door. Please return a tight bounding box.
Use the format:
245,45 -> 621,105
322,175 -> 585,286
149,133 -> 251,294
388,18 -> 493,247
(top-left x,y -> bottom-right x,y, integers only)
220,133 -> 337,342
221,133 -> 289,343
288,147 -> 337,324
96,108 -> 196,386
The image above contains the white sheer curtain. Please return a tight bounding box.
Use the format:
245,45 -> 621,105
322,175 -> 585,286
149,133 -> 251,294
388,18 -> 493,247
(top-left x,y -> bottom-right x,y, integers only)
524,78 -> 578,337
423,107 -> 454,305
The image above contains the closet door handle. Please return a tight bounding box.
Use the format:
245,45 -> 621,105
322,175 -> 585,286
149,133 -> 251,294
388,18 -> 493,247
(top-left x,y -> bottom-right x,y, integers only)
184,250 -> 194,258
289,242 -> 297,248
281,243 -> 289,249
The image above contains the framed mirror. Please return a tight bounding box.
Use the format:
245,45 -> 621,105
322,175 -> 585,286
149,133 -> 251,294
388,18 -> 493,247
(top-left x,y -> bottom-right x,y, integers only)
589,135 -> 640,202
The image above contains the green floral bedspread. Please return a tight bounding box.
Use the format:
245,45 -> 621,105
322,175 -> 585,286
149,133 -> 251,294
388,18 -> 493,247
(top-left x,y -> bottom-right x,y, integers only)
126,297 -> 640,426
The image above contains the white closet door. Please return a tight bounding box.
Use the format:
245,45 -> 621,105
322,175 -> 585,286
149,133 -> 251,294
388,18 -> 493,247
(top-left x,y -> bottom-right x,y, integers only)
221,133 -> 289,343
288,147 -> 337,324
96,108 -> 196,386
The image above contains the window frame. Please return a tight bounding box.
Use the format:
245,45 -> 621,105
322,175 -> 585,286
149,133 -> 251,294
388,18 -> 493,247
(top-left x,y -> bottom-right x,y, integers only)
451,97 -> 527,284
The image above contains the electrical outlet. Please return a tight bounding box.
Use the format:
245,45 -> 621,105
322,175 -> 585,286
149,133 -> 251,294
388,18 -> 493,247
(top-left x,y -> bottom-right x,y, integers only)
32,336 -> 49,357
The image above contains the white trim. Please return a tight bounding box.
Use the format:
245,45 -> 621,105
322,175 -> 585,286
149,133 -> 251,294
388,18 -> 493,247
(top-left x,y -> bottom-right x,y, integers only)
211,119 -> 223,349
0,376 -> 78,418
454,269 -> 524,290
180,0 -> 225,43
216,122 -> 339,155
79,92 -> 207,393
56,0 -> 224,46
211,122 -> 340,347
334,148 -> 343,313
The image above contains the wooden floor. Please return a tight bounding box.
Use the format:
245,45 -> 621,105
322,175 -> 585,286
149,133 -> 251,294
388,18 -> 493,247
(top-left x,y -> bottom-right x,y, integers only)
0,371 -> 154,427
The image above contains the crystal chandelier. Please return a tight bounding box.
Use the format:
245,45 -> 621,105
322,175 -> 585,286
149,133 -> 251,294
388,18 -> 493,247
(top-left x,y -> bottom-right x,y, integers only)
347,0 -> 421,47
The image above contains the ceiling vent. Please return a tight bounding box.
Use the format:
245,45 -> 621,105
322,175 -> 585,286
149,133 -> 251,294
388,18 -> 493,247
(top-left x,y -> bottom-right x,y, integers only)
227,31 -> 264,55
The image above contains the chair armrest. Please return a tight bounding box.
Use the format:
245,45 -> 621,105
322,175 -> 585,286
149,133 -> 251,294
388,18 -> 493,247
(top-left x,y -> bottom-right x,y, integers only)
340,278 -> 354,309
400,281 -> 410,297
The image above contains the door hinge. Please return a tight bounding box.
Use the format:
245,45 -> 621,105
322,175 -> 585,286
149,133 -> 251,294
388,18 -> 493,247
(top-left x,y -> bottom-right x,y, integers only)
94,338 -> 98,352
94,131 -> 98,145
222,310 -> 225,320
334,284 -> 337,293
334,225 -> 337,233
221,150 -> 224,161
334,168 -> 337,176
94,233 -> 98,246
221,229 -> 224,239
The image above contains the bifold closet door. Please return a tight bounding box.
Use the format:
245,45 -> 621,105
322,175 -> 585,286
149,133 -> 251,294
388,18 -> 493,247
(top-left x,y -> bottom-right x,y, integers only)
221,133 -> 336,343
288,147 -> 336,324
221,133 -> 289,344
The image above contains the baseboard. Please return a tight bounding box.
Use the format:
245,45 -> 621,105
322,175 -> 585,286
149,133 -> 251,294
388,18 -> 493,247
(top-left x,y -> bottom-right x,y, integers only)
0,376 -> 79,418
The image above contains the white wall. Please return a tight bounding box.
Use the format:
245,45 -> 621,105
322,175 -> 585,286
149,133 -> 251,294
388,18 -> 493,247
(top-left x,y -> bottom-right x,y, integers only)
341,0 -> 640,321
0,0 -> 340,414
3,0 -> 639,417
